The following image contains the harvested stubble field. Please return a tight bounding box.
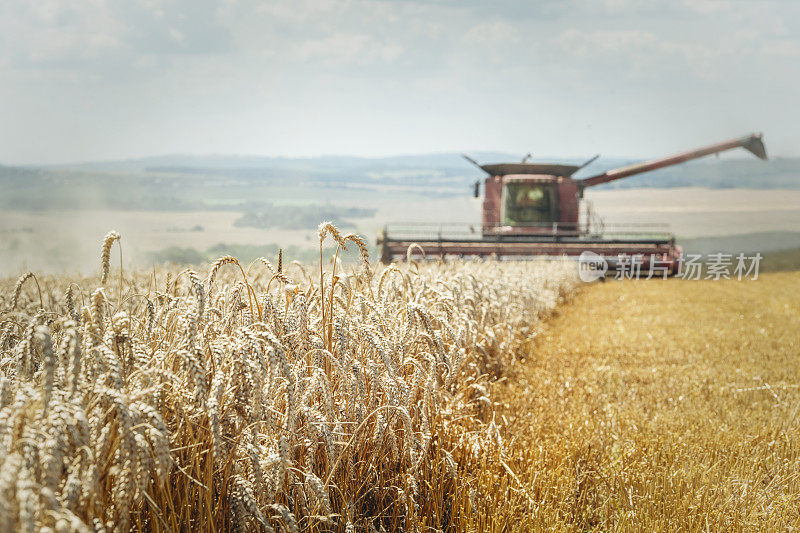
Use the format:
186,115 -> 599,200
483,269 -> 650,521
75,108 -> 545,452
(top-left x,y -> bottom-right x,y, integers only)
1,226 -> 797,532
0,226 -> 578,532
481,271 -> 800,531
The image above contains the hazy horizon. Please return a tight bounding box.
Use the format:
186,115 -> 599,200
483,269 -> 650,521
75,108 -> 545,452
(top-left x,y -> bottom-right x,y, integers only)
3,144 -> 784,170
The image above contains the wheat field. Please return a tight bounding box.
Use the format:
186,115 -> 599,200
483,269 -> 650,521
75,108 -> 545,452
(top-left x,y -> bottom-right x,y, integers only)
0,226 -> 578,532
3,225 -> 797,532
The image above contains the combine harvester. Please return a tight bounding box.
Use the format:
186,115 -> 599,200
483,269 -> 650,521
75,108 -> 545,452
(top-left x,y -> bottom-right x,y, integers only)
379,133 -> 767,272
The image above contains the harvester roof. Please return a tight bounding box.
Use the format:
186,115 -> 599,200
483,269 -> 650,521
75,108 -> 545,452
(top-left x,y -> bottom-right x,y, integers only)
479,163 -> 580,177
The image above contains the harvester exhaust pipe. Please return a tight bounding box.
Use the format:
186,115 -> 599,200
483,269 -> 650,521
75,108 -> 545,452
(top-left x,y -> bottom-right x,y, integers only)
580,132 -> 768,188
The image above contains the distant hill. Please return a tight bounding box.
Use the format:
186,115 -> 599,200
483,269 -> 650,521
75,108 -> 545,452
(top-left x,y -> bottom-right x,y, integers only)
44,152 -> 518,173
679,231 -> 800,272
680,231 -> 800,255
23,152 -> 797,190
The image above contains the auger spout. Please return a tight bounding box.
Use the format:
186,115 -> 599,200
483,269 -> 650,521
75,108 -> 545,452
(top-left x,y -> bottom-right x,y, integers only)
580,133 -> 767,188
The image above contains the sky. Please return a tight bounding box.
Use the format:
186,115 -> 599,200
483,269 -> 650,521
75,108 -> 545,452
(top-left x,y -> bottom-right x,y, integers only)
1,0 -> 798,165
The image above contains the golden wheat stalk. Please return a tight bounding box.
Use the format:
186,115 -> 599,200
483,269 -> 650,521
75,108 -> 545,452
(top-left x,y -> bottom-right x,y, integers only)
0,227 -> 578,531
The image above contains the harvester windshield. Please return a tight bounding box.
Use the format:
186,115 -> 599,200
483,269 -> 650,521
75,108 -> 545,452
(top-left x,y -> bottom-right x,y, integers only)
503,182 -> 557,225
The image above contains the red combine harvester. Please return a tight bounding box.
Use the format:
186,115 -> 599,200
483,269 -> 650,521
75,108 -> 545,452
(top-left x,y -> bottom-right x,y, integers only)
378,133 -> 767,272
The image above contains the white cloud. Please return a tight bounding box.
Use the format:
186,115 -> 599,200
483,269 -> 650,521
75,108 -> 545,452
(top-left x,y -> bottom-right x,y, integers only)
293,33 -> 403,66
680,0 -> 732,15
556,29 -> 659,57
1,1 -> 123,67
462,20 -> 520,45
761,39 -> 800,58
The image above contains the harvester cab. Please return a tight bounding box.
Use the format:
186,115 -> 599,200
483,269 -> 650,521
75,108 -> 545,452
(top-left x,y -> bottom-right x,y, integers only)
379,133 -> 767,271
469,133 -> 767,238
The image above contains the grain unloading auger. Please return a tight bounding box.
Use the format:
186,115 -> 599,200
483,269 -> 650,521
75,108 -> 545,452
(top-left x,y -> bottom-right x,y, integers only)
378,133 -> 768,271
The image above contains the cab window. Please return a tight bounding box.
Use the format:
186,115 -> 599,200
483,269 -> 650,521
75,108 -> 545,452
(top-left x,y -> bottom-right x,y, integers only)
503,183 -> 557,225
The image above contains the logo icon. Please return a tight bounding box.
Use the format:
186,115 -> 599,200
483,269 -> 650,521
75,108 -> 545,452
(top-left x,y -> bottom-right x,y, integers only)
578,251 -> 608,282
